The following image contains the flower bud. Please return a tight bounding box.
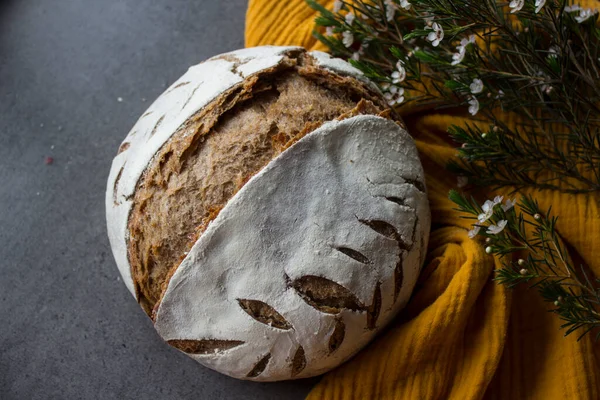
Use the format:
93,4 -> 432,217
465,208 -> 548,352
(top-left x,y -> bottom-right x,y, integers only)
485,246 -> 493,254
518,259 -> 526,266
519,268 -> 528,276
534,213 -> 541,220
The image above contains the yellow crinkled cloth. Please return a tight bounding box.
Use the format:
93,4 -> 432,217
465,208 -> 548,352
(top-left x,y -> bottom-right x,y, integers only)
246,1 -> 600,399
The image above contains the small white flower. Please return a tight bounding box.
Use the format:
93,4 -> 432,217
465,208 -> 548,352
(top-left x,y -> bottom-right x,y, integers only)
325,26 -> 335,37
574,8 -> 598,23
468,225 -> 481,238
535,0 -> 546,13
384,0 -> 397,21
391,71 -> 405,84
548,45 -> 560,58
478,201 -> 495,223
342,31 -> 354,48
509,0 -> 525,13
468,96 -> 479,116
392,60 -> 406,84
470,78 -> 484,94
426,22 -> 444,47
383,85 -> 405,106
487,220 -> 508,235
536,68 -> 553,94
502,198 -> 516,212
345,12 -> 355,25
495,90 -> 505,99
333,0 -> 343,13
400,0 -> 411,10
478,196 -> 503,223
565,5 -> 597,23
451,45 -> 467,66
457,176 -> 468,188
464,35 -> 476,46
350,44 -> 366,61
451,35 -> 475,66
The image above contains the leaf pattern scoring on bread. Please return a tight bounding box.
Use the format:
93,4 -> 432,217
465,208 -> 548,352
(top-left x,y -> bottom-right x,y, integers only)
328,318 -> 346,354
246,353 -> 272,378
291,345 -> 307,377
168,339 -> 245,354
237,299 -> 293,330
290,275 -> 365,314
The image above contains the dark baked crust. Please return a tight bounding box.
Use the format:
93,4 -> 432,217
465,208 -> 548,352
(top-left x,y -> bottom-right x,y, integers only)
127,52 -> 395,316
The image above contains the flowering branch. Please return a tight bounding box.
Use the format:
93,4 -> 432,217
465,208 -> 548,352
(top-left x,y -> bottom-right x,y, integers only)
450,190 -> 600,339
307,0 -> 600,193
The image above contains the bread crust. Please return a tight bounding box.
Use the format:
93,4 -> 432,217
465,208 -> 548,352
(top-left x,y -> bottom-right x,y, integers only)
106,47 -> 430,382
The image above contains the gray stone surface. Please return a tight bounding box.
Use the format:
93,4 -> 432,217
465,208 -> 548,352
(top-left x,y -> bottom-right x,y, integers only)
0,1 -> 318,398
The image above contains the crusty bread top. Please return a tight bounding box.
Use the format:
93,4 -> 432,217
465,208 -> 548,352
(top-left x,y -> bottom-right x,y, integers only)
106,46 -> 430,382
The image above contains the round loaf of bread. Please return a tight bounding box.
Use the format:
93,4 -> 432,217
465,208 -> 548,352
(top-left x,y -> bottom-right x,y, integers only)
106,46 -> 430,381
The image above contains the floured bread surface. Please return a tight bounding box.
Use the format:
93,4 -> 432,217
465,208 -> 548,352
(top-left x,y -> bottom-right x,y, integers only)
154,115 -> 430,381
106,46 -> 429,382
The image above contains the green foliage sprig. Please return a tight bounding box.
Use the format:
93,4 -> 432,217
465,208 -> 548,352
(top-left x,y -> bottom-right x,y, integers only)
449,190 -> 600,339
307,0 -> 600,193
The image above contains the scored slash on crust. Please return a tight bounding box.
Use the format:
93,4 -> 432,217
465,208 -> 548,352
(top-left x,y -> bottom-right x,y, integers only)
117,142 -> 130,154
287,274 -> 385,331
167,339 -> 245,354
328,318 -> 346,354
289,275 -> 365,314
148,115 -> 165,138
246,353 -> 272,378
112,166 -> 124,206
291,346 -> 307,377
333,246 -> 372,264
237,298 -> 293,330
165,81 -> 191,95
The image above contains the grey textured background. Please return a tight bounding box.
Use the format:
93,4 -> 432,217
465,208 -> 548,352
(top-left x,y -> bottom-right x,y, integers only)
0,0 -> 318,398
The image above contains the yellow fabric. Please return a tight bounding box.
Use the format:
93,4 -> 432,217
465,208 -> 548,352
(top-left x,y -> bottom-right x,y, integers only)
246,1 -> 600,398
